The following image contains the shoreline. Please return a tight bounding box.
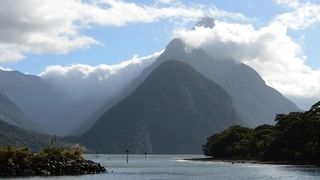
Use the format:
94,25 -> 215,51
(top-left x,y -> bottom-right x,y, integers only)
184,158 -> 320,166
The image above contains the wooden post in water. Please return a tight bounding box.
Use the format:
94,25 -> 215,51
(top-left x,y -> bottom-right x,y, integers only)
126,150 -> 129,164
50,135 -> 57,146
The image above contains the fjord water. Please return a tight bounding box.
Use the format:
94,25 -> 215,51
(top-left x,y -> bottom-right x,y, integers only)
17,155 -> 320,180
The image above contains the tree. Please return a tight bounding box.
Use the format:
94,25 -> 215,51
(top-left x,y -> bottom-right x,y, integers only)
203,101 -> 320,164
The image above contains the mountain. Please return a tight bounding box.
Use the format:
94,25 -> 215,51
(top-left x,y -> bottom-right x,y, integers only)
0,70 -> 114,135
0,118 -> 51,151
193,17 -> 215,29
77,31 -> 298,135
81,60 -> 243,154
0,70 -> 67,134
120,39 -> 299,127
0,90 -> 43,132
158,39 -> 299,126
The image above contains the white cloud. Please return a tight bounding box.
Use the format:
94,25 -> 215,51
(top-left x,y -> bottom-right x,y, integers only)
40,51 -> 162,102
0,48 -> 25,63
157,0 -> 177,4
0,66 -> 13,71
276,0 -> 301,8
0,0 -> 247,64
274,0 -> 320,30
173,21 -> 320,109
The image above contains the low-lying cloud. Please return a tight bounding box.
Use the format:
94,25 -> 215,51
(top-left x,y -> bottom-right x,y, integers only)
40,52 -> 161,102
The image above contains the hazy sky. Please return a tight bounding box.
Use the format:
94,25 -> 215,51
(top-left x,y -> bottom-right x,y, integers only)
0,0 -> 319,108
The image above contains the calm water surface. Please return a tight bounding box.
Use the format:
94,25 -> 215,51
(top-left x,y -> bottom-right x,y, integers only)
13,154 -> 320,180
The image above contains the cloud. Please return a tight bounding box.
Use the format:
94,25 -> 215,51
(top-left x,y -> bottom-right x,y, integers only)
0,66 -> 13,71
274,0 -> 320,30
276,0 -> 300,8
0,48 -> 25,63
0,0 -> 247,64
40,51 -> 162,102
157,0 -> 177,4
173,21 -> 320,109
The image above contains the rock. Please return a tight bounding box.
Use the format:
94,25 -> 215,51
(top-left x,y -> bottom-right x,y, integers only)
40,169 -> 50,176
0,155 -> 106,177
23,169 -> 35,176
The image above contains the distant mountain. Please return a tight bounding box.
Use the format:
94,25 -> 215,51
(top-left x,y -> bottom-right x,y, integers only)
0,118 -> 50,151
81,60 -> 243,154
0,90 -> 42,132
0,70 -> 67,134
0,70 -> 105,135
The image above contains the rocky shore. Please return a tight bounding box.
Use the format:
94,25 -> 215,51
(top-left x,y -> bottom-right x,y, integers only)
0,155 -> 106,177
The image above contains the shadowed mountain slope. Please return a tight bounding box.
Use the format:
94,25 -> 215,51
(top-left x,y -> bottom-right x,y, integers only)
81,60 -> 243,154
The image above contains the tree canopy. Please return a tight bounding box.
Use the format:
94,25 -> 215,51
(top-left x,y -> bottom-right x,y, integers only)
203,101 -> 320,163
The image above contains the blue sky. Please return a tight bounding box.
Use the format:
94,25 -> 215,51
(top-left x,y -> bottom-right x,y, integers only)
1,0 -> 319,74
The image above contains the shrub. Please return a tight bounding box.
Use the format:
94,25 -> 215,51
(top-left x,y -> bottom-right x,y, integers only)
0,145 -> 32,164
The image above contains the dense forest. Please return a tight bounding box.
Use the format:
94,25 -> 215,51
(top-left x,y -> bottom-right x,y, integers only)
203,101 -> 320,164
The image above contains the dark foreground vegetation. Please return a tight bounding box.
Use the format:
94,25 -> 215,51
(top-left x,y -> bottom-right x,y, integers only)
203,101 -> 320,164
0,145 -> 106,177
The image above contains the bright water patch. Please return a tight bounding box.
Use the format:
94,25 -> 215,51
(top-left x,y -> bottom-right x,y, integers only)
13,154 -> 320,180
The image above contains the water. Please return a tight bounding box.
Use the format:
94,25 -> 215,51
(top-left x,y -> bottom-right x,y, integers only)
12,154 -> 320,180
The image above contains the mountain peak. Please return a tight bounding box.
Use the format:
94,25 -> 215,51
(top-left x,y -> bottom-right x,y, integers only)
193,17 -> 215,29
82,60 -> 242,153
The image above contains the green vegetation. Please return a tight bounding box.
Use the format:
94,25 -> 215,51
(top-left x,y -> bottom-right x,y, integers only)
0,144 -> 106,177
203,101 -> 320,164
0,144 -> 84,165
39,145 -> 84,160
0,146 -> 32,165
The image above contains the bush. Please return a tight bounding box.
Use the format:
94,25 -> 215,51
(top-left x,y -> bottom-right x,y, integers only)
0,145 -> 32,164
0,144 -> 84,166
39,145 -> 83,160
